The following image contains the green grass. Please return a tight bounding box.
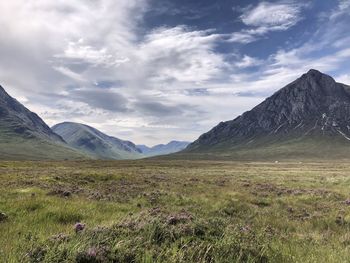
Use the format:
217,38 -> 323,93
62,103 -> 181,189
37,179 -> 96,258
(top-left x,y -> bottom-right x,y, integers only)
181,135 -> 350,161
0,126 -> 88,160
1,160 -> 350,262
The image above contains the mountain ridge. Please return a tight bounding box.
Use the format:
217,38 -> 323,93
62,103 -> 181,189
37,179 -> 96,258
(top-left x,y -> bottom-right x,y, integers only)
184,69 -> 350,159
137,140 -> 190,157
52,122 -> 142,160
0,85 -> 65,143
0,85 -> 87,160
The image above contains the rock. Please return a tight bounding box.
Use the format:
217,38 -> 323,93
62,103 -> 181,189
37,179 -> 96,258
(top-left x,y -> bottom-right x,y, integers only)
47,188 -> 72,198
287,207 -> 294,213
62,191 -> 71,197
335,216 -> 344,225
167,211 -> 193,225
0,212 -> 8,222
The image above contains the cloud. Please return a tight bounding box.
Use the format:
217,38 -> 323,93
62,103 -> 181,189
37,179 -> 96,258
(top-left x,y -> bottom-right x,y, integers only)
235,55 -> 262,68
134,101 -> 183,116
241,2 -> 302,28
0,0 -> 260,141
0,0 -> 349,145
229,1 -> 305,43
228,31 -> 258,44
70,88 -> 129,112
54,39 -> 130,68
330,0 -> 350,19
337,74 -> 350,85
53,66 -> 86,82
138,26 -> 226,84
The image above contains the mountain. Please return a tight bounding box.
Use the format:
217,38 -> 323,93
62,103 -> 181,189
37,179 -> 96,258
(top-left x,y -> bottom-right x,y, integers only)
0,85 -> 86,160
185,69 -> 350,160
52,122 -> 142,160
137,141 -> 190,157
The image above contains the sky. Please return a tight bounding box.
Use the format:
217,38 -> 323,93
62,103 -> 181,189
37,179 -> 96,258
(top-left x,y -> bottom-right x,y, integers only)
0,0 -> 350,146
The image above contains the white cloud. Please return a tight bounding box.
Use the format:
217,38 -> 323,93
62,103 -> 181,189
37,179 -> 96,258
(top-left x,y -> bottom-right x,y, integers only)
0,0 -> 234,144
337,74 -> 350,85
53,66 -> 86,82
0,0 -> 349,145
229,1 -> 305,43
228,31 -> 258,44
138,26 -> 226,83
330,0 -> 350,19
241,2 -> 302,28
235,55 -> 262,68
54,39 -> 130,68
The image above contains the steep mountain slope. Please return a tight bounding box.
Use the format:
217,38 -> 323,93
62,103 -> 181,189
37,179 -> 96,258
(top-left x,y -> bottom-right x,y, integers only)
185,69 -> 350,159
52,122 -> 142,160
137,141 -> 190,157
0,85 -> 86,160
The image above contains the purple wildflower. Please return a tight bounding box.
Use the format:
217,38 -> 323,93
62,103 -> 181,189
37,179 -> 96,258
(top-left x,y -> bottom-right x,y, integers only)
87,247 -> 97,257
74,222 -> 86,233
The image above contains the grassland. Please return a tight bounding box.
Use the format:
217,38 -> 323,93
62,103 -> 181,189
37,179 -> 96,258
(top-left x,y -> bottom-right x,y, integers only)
182,135 -> 350,161
1,160 -> 350,262
0,127 -> 87,160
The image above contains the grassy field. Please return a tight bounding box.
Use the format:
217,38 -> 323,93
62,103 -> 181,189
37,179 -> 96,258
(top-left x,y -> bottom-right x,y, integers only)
1,160 -> 350,262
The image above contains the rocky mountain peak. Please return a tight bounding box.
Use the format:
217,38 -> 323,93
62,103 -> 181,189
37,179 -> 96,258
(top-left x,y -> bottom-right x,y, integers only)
305,68 -> 326,78
295,69 -> 340,96
187,70 -> 350,151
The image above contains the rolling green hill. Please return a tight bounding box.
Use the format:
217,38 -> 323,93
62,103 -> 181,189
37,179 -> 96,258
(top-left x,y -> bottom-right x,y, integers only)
52,122 -> 143,160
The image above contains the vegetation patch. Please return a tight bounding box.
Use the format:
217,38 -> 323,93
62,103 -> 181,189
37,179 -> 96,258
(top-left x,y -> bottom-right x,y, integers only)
1,160 -> 350,262
26,210 -> 272,263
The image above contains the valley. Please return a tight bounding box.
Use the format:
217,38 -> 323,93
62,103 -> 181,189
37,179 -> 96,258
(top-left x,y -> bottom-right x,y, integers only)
1,0 -> 349,261
1,159 -> 350,262
2,70 -> 350,262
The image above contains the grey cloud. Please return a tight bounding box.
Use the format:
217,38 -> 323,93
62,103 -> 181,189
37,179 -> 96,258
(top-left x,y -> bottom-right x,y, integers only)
134,101 -> 182,116
0,0 -> 349,145
185,88 -> 209,96
70,89 -> 129,112
234,91 -> 270,98
95,80 -> 122,89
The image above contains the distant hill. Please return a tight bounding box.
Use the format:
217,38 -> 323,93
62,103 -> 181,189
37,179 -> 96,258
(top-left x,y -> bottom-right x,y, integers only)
0,85 -> 86,160
137,141 -> 190,157
184,69 -> 350,160
52,122 -> 142,160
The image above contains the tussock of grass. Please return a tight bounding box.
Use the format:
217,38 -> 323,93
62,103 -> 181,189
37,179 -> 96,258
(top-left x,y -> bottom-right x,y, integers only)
1,160 -> 350,262
26,211 -> 271,263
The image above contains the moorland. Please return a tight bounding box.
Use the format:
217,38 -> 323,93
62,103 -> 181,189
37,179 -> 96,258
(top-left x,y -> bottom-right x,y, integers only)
1,159 -> 350,262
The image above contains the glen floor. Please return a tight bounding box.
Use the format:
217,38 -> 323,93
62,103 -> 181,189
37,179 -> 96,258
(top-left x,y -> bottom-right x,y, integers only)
1,160 -> 350,262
